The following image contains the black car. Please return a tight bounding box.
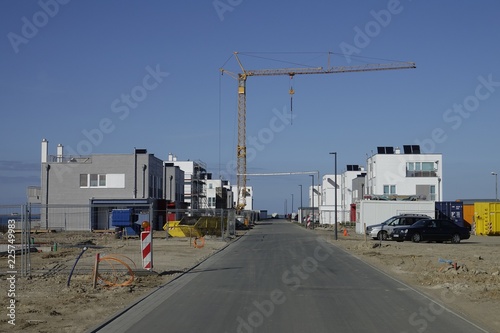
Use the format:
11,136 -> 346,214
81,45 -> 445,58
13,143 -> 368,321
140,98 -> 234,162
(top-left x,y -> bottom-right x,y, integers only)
391,219 -> 470,243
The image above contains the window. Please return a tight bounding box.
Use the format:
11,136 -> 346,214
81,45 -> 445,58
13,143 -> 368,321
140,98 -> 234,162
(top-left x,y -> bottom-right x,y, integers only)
80,174 -> 111,188
80,174 -> 88,187
90,174 -> 98,187
430,185 -> 436,200
383,185 -> 396,195
422,162 -> 434,171
99,174 -> 106,187
407,162 -> 437,177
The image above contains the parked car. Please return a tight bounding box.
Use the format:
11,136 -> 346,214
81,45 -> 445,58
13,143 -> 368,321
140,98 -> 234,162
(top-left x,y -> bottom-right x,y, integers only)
366,214 -> 430,240
391,219 -> 470,243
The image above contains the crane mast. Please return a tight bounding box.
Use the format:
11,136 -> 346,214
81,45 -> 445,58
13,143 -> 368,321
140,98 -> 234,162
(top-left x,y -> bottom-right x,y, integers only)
221,52 -> 416,212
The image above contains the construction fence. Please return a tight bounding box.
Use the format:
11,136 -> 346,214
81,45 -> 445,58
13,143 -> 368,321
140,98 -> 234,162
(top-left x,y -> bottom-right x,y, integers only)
0,203 -> 258,278
0,203 -> 244,234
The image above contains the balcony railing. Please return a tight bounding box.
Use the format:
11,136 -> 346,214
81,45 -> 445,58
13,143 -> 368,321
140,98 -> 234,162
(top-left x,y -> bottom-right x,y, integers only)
406,170 -> 437,177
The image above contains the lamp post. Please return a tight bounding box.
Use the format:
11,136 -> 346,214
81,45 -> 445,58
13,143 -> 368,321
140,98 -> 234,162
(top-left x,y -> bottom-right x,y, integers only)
492,172 -> 498,201
435,160 -> 440,202
291,194 -> 294,216
310,174 -> 314,230
330,152 -> 338,240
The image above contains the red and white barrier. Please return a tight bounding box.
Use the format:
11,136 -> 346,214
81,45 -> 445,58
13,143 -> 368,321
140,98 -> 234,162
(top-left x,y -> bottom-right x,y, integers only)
141,231 -> 152,270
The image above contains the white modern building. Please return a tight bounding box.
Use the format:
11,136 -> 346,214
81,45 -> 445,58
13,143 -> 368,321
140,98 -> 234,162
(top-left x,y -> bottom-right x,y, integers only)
320,165 -> 366,224
168,153 -> 208,210
366,145 -> 442,201
205,178 -> 233,209
312,145 -> 443,225
231,185 -> 254,211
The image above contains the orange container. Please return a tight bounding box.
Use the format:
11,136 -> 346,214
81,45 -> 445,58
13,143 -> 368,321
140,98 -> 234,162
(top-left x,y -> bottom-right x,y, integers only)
463,204 -> 474,229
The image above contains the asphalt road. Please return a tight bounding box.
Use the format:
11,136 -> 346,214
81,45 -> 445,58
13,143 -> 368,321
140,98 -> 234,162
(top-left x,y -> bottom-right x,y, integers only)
92,220 -> 489,333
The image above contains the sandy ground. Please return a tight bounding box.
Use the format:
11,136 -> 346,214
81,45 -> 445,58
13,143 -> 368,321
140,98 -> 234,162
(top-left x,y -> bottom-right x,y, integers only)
316,226 -> 500,333
0,230 -> 232,333
1,224 -> 500,332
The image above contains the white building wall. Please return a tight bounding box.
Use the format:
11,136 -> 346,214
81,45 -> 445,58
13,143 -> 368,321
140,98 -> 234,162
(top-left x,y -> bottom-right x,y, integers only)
320,174 -> 341,224
171,160 -> 194,204
231,185 -> 253,210
367,151 -> 442,200
206,179 -> 218,209
309,185 -> 320,207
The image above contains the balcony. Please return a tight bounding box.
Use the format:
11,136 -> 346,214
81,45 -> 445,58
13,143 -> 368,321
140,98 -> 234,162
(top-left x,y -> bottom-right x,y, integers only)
406,170 -> 437,177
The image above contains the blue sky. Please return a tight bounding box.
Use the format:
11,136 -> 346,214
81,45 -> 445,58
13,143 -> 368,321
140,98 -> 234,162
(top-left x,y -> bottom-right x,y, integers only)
1,0 -> 499,214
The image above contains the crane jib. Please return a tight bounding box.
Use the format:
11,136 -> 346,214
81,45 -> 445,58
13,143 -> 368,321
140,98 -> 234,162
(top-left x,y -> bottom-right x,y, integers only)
221,53 -> 416,212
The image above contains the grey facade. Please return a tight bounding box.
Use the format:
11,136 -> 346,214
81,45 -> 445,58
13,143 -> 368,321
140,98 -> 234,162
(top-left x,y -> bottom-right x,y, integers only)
40,140 -> 167,230
41,149 -> 164,205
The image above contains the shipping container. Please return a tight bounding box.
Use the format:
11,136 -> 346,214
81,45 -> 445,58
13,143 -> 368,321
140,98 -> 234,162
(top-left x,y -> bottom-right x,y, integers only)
474,202 -> 500,235
463,204 -> 474,230
435,201 -> 464,228
355,200 -> 435,234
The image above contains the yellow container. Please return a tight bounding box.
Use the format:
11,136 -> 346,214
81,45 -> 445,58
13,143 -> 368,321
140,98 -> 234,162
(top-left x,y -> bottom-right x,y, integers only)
474,202 -> 500,235
163,221 -> 201,238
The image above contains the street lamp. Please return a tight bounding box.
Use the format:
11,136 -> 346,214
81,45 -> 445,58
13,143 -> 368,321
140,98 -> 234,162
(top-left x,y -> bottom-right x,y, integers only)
492,172 -> 498,201
436,160 -> 441,201
291,193 -> 294,216
310,174 -> 314,230
330,152 -> 338,240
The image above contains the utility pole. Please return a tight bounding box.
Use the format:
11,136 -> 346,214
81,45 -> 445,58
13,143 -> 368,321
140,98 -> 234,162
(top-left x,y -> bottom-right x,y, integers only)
330,152 -> 338,240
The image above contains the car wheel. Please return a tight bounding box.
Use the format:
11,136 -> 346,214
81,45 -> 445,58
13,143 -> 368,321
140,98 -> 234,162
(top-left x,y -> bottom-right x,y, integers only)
451,234 -> 461,244
377,231 -> 388,241
411,233 -> 421,243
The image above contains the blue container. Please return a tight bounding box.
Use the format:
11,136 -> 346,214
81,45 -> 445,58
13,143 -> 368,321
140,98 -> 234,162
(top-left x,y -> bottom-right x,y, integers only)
111,209 -> 142,236
111,209 -> 133,227
435,201 -> 464,227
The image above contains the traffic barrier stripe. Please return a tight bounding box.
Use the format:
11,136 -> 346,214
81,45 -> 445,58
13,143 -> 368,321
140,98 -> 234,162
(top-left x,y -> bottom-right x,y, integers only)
141,231 -> 152,270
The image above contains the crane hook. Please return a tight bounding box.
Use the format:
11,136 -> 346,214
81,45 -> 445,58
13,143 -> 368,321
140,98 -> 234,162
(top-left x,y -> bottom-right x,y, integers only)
289,75 -> 295,124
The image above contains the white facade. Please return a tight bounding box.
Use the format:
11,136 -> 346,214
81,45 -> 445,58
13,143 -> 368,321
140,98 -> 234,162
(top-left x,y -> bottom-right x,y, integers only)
355,200 -> 436,234
309,185 -> 320,207
366,146 -> 442,201
320,174 -> 341,224
169,153 -> 207,209
312,145 -> 443,225
231,185 -> 253,210
316,166 -> 366,224
206,179 -> 233,209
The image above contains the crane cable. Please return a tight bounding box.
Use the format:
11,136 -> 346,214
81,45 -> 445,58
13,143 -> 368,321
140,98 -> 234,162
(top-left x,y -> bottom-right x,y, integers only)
289,74 -> 295,125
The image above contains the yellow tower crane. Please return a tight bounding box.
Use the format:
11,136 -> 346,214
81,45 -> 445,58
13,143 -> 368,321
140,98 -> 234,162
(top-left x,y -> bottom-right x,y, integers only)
220,52 -> 416,212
